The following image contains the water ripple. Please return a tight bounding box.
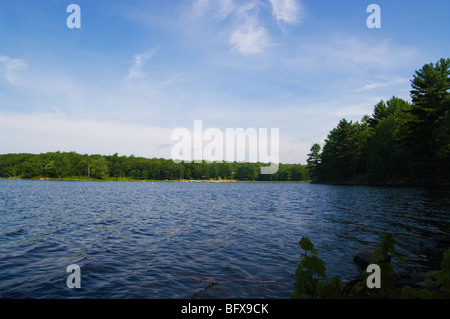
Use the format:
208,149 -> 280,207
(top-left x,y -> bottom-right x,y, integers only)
0,180 -> 449,298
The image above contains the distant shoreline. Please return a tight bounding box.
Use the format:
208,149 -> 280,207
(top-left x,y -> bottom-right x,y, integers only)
0,177 -> 311,184
2,177 -> 450,187
2,177 -> 449,188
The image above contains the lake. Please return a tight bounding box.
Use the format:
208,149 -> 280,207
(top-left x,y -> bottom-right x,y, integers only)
0,179 -> 449,298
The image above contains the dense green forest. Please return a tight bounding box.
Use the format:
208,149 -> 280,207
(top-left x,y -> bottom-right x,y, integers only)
307,58 -> 450,186
0,152 -> 308,182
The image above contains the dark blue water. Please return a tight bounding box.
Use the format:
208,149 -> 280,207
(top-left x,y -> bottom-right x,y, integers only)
0,179 -> 449,299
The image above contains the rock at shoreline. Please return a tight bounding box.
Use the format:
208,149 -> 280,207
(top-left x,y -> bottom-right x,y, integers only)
352,249 -> 437,292
393,271 -> 432,290
353,249 -> 392,270
353,250 -> 373,270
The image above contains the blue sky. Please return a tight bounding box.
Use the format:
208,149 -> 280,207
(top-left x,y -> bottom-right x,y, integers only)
0,0 -> 449,163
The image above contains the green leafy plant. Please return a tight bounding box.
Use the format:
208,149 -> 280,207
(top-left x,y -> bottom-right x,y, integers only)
291,237 -> 345,299
292,234 -> 450,299
350,233 -> 402,298
401,248 -> 450,299
427,249 -> 450,295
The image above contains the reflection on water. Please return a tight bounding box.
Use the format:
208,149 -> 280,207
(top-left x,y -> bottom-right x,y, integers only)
0,180 -> 449,298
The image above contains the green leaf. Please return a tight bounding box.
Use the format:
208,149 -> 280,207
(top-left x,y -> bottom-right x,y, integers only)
380,233 -> 396,254
304,255 -> 326,277
434,272 -> 447,287
299,237 -> 317,254
330,276 -> 343,293
295,266 -> 312,284
425,270 -> 439,279
440,249 -> 450,271
316,281 -> 330,298
417,289 -> 433,299
350,282 -> 366,298
401,286 -> 417,299
371,250 -> 384,263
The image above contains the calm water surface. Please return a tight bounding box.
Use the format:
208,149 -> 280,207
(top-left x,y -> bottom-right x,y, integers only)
0,179 -> 449,298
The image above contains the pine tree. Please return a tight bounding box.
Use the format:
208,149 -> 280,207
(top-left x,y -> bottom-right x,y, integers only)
408,58 -> 450,179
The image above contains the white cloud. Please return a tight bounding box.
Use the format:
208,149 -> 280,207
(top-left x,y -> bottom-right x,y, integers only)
330,104 -> 373,118
355,78 -> 410,92
284,36 -> 418,76
0,111 -> 174,158
330,38 -> 415,68
162,74 -> 183,86
192,0 -> 255,21
0,56 -> 90,110
192,0 -> 212,18
188,0 -> 275,55
232,1 -> 258,17
0,110 -> 315,164
269,0 -> 301,24
215,0 -> 236,21
278,135 -> 311,164
0,56 -> 28,85
230,18 -> 272,54
127,49 -> 157,80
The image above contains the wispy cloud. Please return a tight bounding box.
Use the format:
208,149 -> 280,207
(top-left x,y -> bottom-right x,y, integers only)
127,49 -> 158,80
191,0 -> 212,18
0,110 -> 310,163
0,56 -> 28,85
215,0 -> 238,21
285,36 -> 418,74
330,104 -> 375,118
188,0 -> 302,55
192,0 -> 254,21
355,78 -> 410,92
269,0 -> 302,24
0,55 -> 91,112
162,74 -> 183,86
0,111 -> 173,158
230,17 -> 272,54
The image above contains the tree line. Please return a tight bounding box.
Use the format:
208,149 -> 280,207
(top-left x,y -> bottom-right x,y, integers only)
307,58 -> 450,186
0,152 -> 309,182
